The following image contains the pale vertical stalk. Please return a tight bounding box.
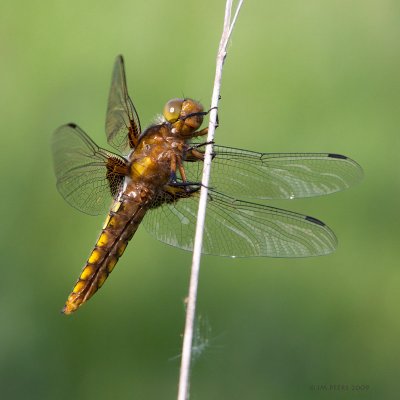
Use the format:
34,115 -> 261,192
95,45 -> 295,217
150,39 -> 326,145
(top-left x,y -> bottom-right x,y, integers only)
177,1 -> 244,399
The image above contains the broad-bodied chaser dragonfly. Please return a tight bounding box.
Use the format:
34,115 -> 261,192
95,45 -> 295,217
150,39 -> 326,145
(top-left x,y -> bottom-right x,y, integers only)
52,55 -> 363,314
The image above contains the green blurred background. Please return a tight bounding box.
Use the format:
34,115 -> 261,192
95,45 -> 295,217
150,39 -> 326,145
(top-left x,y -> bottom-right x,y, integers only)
1,0 -> 399,399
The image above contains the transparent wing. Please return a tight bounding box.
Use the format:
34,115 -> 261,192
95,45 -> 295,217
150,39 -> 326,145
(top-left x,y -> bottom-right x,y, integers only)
105,55 -> 141,154
52,123 -> 127,215
184,145 -> 363,199
143,190 -> 337,257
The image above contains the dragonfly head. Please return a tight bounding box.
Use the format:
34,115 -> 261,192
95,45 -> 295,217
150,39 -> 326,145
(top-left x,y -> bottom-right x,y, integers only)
163,98 -> 204,136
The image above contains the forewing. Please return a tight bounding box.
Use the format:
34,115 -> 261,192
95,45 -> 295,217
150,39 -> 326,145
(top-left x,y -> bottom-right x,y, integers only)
184,146 -> 363,199
52,123 -> 126,215
143,190 -> 337,257
105,55 -> 141,154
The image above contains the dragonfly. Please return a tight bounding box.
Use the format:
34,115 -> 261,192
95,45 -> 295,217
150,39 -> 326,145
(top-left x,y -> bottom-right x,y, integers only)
52,55 -> 363,314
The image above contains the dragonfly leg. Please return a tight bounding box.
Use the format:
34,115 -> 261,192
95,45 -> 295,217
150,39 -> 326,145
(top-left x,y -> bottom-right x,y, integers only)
168,172 -> 203,190
162,157 -> 202,202
184,146 -> 216,162
188,140 -> 215,150
169,181 -> 203,188
168,177 -> 212,192
192,127 -> 208,137
160,184 -> 201,205
169,154 -> 202,191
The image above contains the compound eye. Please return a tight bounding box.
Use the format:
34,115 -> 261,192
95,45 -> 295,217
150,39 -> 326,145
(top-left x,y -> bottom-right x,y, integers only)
163,98 -> 184,123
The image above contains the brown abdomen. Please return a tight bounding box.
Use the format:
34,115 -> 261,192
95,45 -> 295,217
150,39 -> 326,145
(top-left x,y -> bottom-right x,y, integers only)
62,198 -> 147,315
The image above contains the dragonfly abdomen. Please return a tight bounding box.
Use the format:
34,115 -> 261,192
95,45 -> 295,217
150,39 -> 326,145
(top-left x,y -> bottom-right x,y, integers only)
62,198 -> 148,315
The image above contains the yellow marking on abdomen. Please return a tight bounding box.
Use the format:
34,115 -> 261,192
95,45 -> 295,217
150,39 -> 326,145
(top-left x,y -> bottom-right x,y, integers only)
88,249 -> 102,264
62,199 -> 147,315
107,256 -> 118,273
104,214 -> 123,230
97,231 -> 109,247
80,265 -> 95,280
102,214 -> 111,229
111,201 -> 122,213
97,271 -> 107,288
73,280 -> 86,294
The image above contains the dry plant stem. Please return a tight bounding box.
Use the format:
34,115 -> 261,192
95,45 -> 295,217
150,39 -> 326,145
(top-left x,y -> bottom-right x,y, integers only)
177,1 -> 244,399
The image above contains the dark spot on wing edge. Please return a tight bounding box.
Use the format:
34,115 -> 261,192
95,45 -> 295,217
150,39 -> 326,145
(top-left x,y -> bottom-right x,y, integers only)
305,216 -> 325,226
67,122 -> 77,128
328,153 -> 347,160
